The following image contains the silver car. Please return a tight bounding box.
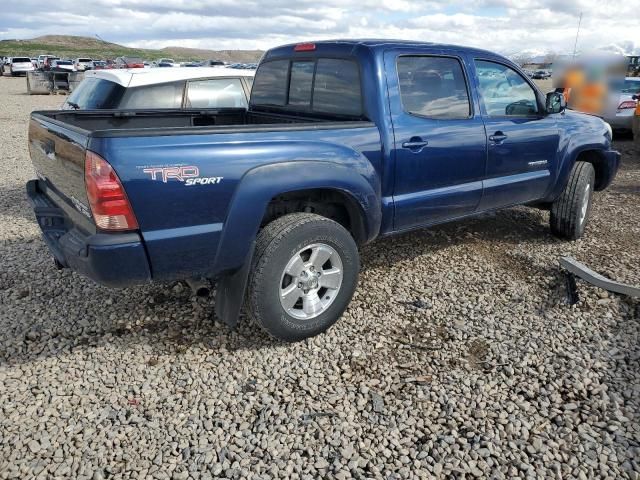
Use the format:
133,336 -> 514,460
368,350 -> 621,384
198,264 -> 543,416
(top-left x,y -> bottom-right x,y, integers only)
605,77 -> 640,132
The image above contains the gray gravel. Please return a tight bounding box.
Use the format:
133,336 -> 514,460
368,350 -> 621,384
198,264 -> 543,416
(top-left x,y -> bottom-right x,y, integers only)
1,75 -> 639,479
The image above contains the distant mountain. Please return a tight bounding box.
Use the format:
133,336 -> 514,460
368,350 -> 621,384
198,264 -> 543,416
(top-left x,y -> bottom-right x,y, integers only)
0,35 -> 263,63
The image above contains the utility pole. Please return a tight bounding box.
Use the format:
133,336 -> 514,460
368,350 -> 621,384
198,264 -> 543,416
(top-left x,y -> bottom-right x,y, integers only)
572,12 -> 583,59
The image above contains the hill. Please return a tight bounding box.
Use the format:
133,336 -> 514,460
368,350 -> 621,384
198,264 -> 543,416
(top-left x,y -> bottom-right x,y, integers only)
0,35 -> 263,63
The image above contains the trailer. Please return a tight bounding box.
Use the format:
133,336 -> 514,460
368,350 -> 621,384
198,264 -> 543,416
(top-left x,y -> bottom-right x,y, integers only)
26,71 -> 84,95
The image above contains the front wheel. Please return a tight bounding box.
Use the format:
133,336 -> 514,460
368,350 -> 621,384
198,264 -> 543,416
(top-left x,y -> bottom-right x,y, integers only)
550,161 -> 595,240
246,213 -> 360,342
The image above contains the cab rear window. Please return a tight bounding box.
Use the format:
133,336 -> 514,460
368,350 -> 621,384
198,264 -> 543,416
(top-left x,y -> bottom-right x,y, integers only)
251,58 -> 363,118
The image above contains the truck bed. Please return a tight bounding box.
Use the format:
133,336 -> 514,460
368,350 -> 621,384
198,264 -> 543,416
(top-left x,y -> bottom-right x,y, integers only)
31,108 -> 372,137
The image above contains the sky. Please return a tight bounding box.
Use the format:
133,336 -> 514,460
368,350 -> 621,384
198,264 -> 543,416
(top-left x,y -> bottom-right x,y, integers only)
1,0 -> 638,56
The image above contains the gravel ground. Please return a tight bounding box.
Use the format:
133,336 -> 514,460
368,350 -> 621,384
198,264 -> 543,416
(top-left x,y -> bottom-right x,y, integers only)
1,75 -> 639,480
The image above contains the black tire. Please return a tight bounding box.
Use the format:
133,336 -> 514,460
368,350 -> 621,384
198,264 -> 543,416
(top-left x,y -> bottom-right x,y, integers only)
550,161 -> 595,240
247,213 -> 359,342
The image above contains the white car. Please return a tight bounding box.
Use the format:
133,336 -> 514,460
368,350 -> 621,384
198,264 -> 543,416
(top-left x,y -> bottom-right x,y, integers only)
604,77 -> 640,133
7,57 -> 35,76
61,67 -> 255,110
74,58 -> 94,71
50,60 -> 75,72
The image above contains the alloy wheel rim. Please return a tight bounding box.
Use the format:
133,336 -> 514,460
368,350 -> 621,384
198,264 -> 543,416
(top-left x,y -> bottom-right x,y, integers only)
279,243 -> 343,320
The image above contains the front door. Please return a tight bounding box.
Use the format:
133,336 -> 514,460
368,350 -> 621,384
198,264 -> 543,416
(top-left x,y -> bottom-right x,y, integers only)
386,51 -> 487,231
472,59 -> 559,210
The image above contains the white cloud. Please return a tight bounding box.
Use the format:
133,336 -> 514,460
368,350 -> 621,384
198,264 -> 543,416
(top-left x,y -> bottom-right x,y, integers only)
0,0 -> 637,56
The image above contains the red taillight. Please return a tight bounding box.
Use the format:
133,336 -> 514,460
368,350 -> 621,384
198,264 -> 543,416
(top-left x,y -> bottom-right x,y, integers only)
294,43 -> 316,52
618,100 -> 637,110
85,151 -> 138,231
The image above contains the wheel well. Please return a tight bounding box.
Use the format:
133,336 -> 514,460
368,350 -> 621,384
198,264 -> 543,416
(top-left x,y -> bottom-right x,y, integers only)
576,150 -> 607,190
262,189 -> 367,244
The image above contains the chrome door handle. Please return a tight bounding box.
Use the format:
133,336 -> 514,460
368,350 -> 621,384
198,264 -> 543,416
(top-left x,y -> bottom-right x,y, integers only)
402,139 -> 429,152
489,133 -> 507,143
402,141 -> 429,148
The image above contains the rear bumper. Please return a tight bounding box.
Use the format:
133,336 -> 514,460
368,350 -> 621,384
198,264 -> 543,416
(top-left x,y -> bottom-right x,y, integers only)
11,65 -> 35,73
26,179 -> 151,287
604,111 -> 634,130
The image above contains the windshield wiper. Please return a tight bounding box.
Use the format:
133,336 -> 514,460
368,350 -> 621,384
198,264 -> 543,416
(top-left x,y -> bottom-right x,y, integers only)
66,101 -> 80,110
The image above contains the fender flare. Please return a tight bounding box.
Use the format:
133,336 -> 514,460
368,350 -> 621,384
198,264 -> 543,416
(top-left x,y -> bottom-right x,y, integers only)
215,160 -> 381,274
213,160 -> 381,327
547,141 -> 609,201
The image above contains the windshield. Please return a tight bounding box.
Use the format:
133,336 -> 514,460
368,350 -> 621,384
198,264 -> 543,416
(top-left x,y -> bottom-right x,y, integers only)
64,78 -> 126,109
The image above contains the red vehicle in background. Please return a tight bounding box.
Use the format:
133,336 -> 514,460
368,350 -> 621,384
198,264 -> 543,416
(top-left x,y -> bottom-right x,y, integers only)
42,56 -> 60,71
115,56 -> 144,69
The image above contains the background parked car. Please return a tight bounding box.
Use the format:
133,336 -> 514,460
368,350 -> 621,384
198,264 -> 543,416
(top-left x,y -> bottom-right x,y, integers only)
532,69 -> 551,79
201,59 -> 226,67
114,56 -> 144,68
157,58 -> 178,67
74,58 -> 94,71
61,66 -> 254,110
37,54 -> 58,69
7,57 -> 35,76
50,59 -> 75,72
605,77 -> 640,134
92,60 -> 109,70
42,56 -> 61,71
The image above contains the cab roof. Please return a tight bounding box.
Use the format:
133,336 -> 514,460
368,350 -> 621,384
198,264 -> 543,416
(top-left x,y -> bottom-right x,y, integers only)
264,39 -> 503,61
84,66 -> 255,88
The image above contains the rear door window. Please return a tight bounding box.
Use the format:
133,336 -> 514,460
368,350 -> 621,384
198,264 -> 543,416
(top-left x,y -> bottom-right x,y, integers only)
185,78 -> 247,108
120,82 -> 184,109
396,56 -> 471,119
13,57 -> 31,63
65,78 -> 126,109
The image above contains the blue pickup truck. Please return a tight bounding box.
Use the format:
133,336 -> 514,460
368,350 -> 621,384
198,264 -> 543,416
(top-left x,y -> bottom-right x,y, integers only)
27,40 -> 620,341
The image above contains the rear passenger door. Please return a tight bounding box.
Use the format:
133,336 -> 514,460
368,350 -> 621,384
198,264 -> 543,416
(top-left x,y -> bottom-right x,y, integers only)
386,51 -> 487,231
472,59 -> 559,210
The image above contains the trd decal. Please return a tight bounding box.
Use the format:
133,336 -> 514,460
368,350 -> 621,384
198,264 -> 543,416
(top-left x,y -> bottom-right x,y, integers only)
142,166 -> 223,186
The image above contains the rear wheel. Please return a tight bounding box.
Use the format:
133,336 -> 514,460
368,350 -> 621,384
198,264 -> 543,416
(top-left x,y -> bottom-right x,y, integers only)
550,161 -> 595,240
246,213 -> 359,342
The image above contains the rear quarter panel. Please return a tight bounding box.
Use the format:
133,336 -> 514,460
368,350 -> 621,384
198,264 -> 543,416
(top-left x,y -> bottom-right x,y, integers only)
90,126 -> 382,280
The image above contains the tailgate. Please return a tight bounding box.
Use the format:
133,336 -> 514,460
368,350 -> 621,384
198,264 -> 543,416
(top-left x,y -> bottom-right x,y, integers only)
28,113 -> 95,232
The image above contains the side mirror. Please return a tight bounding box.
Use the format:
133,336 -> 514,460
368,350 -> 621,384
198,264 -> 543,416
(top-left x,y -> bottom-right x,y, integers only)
546,91 -> 566,114
633,94 -> 639,101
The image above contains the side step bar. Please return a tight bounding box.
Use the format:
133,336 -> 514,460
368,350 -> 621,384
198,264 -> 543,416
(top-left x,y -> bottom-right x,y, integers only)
560,256 -> 640,300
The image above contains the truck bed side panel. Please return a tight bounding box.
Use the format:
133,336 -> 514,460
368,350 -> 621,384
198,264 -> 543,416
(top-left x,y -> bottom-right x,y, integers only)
92,126 -> 382,280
